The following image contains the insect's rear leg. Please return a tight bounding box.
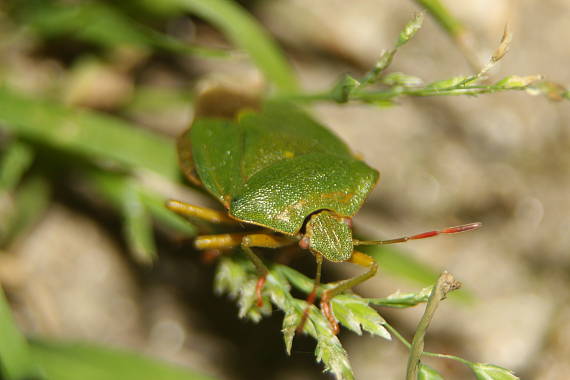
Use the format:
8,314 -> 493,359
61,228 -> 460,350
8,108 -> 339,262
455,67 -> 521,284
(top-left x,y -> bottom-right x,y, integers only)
321,251 -> 378,334
296,254 -> 323,333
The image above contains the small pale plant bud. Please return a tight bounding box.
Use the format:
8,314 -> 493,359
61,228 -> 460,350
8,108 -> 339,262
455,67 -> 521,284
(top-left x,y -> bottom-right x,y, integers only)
497,74 -> 543,88
491,24 -> 513,63
397,12 -> 425,47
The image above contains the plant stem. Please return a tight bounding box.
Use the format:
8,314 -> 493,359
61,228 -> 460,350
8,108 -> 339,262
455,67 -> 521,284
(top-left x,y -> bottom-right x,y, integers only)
276,83 -> 533,105
406,271 -> 461,380
385,321 -> 475,368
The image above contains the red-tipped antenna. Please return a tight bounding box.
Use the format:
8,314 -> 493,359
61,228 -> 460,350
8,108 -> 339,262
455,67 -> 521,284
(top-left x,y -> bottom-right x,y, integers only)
353,222 -> 482,246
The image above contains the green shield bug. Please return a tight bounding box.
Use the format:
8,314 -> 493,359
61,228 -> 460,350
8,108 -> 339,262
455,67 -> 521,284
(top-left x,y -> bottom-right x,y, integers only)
168,87 -> 481,334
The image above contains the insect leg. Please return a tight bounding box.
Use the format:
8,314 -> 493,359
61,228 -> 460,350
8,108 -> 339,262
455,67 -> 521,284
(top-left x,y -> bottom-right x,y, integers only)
296,254 -> 323,333
191,232 -> 295,307
353,222 -> 482,246
240,235 -> 295,307
240,243 -> 269,308
320,251 -> 378,335
194,233 -> 293,250
166,199 -> 238,224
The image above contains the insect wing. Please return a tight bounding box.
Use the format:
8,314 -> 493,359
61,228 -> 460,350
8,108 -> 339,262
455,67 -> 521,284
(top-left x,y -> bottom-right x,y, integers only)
189,118 -> 244,206
238,102 -> 354,180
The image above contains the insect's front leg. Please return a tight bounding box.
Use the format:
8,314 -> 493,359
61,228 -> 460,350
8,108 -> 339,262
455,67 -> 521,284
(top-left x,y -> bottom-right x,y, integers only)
320,251 -> 379,335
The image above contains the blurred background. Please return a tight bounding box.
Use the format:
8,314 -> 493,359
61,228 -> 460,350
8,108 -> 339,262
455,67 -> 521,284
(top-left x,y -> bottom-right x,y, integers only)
0,0 -> 569,379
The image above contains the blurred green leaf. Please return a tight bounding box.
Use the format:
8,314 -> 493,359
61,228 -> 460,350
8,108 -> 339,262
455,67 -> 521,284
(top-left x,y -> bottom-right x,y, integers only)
18,0 -> 228,58
275,265 -> 314,294
361,245 -> 438,285
331,295 -> 391,339
281,307 -> 301,355
0,142 -> 33,192
125,86 -> 194,113
29,339 -> 218,380
80,169 -> 158,263
418,364 -> 444,380
122,182 -> 157,264
19,0 -> 149,48
470,363 -> 519,380
0,286 -> 40,380
214,256 -> 249,299
309,305 -> 354,380
86,169 -> 196,237
0,141 -> 40,246
0,87 -> 179,181
1,175 -> 51,247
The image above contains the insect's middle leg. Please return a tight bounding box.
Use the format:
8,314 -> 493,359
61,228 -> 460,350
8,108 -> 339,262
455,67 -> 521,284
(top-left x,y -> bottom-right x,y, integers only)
321,251 -> 378,334
194,232 -> 296,306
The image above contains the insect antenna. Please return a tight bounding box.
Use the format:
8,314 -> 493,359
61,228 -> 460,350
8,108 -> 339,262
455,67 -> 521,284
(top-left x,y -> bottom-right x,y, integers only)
353,222 -> 482,246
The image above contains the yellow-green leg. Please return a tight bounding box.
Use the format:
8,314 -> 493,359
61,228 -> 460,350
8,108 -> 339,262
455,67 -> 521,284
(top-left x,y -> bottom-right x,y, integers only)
192,230 -> 295,307
167,200 -> 297,306
166,199 -> 238,224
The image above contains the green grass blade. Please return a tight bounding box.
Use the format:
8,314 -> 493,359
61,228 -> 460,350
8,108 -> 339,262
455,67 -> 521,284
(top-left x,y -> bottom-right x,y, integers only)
17,0 -> 229,58
0,142 -> 33,192
0,87 -> 179,181
122,183 -> 157,264
85,169 -> 196,238
0,286 -> 40,380
360,245 -> 438,285
155,0 -> 298,93
0,175 -> 51,247
125,86 -> 194,114
84,169 -> 157,263
29,339 -> 218,380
